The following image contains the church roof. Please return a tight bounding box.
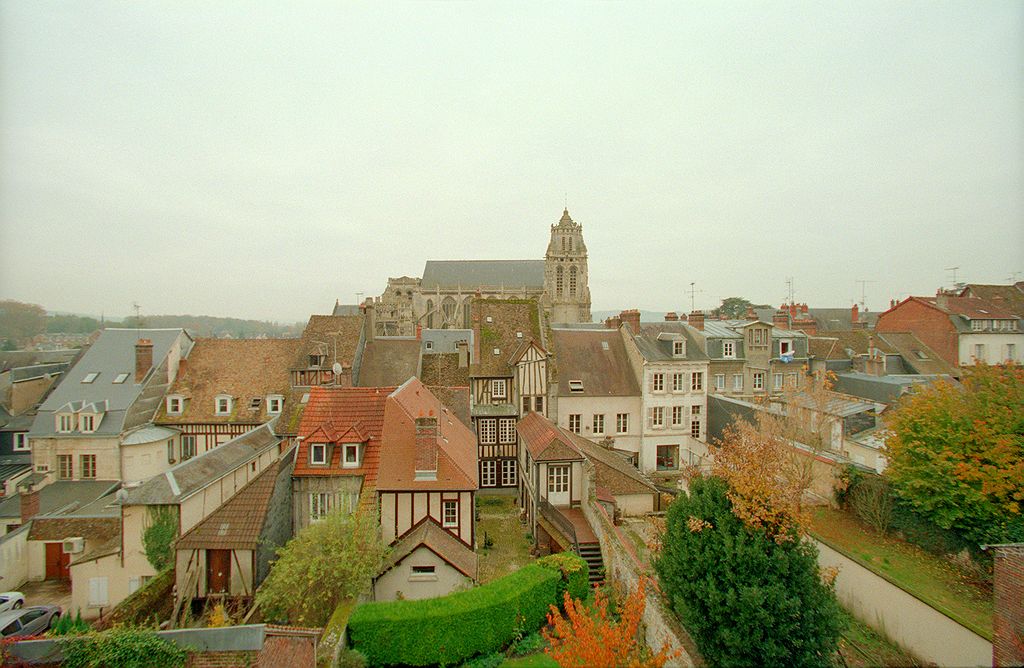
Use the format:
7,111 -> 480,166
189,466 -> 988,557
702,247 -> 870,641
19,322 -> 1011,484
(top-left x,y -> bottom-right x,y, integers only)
421,260 -> 545,291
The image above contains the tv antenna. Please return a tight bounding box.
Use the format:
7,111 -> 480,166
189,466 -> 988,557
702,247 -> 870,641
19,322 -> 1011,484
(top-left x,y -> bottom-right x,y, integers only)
686,282 -> 702,312
784,277 -> 795,304
855,280 -> 875,311
131,302 -> 142,334
945,266 -> 960,289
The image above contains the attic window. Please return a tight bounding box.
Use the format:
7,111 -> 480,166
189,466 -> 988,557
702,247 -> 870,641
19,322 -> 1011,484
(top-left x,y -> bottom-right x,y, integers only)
309,354 -> 326,368
485,316 -> 493,323
516,331 -> 523,338
215,395 -> 232,415
82,373 -> 99,384
267,395 -> 283,414
113,373 -> 129,384
601,341 -> 610,351
673,340 -> 685,356
493,348 -> 501,356
342,443 -> 360,468
310,443 -> 327,465
249,397 -> 262,410
913,350 -> 929,360
300,393 -> 310,404
166,396 -> 183,415
425,341 -> 434,351
568,380 -> 584,393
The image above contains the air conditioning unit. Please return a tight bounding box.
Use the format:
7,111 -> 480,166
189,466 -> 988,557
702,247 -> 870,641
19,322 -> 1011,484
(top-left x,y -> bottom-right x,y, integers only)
63,537 -> 85,554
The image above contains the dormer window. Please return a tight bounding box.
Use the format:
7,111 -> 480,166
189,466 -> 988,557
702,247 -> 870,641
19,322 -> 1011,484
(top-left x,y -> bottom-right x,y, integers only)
568,380 -> 584,393
82,372 -> 99,384
215,395 -> 232,416
13,433 -> 29,452
342,444 -> 360,469
491,379 -> 507,400
723,341 -> 736,358
780,340 -> 793,356
79,414 -> 96,433
249,397 -> 262,411
57,414 -> 74,433
267,395 -> 283,414
166,396 -> 184,415
673,340 -> 685,357
309,354 -> 326,368
425,341 -> 434,351
113,373 -> 129,384
310,443 -> 328,465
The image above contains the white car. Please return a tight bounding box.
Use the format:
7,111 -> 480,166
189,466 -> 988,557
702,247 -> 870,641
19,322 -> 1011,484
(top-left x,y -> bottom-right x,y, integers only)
0,592 -> 24,613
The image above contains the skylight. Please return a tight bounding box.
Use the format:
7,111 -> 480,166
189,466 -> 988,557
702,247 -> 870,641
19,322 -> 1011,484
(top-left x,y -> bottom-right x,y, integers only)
601,341 -> 610,351
568,380 -> 584,393
82,373 -> 99,384
112,373 -> 129,384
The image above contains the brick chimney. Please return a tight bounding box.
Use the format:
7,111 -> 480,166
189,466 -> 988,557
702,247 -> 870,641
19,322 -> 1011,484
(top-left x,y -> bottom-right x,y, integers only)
604,315 -> 621,330
456,340 -> 469,368
20,484 -> 39,522
688,310 -> 704,330
415,324 -> 422,340
135,339 -> 153,383
664,312 -> 678,322
745,306 -> 757,320
414,414 -> 438,478
773,310 -> 790,329
935,290 -> 951,311
619,309 -> 641,335
850,304 -> 861,328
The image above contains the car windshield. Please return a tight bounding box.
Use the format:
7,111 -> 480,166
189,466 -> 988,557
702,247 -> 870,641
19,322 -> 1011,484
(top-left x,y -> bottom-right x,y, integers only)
1,620 -> 20,636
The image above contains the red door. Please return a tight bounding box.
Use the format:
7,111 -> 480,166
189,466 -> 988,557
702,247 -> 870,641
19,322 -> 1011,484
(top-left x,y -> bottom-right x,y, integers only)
206,550 -> 231,594
44,543 -> 70,580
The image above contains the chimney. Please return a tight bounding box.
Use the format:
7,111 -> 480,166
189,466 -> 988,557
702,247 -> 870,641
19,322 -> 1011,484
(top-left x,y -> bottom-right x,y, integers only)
619,309 -> 641,335
745,306 -> 757,320
773,310 -> 790,329
890,298 -> 896,309
664,312 -> 678,322
135,339 -> 153,383
20,484 -> 39,522
801,303 -> 809,314
851,304 -> 860,326
934,291 -> 950,310
471,308 -> 481,362
456,340 -> 469,368
416,324 -> 422,340
678,312 -> 688,322
361,299 -> 377,341
604,316 -> 621,330
414,415 -> 438,478
688,310 -> 704,331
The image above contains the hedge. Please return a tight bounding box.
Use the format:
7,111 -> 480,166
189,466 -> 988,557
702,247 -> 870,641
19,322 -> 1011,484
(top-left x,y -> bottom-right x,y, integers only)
537,552 -> 589,603
349,555 -> 587,667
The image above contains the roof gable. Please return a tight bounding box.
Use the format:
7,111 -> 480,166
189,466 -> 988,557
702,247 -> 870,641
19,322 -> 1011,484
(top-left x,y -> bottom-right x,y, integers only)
517,412 -> 584,462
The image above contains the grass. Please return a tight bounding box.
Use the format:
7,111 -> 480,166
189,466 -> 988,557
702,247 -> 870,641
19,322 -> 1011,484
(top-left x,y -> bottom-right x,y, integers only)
477,495 -> 535,584
500,654 -> 557,667
836,610 -> 920,667
809,507 -> 993,640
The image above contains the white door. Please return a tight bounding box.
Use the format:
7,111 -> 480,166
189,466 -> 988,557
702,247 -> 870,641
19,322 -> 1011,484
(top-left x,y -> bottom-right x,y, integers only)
547,464 -> 571,506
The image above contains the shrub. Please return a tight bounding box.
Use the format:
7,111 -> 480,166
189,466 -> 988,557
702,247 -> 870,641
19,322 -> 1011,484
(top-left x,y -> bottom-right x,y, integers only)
142,506 -> 179,572
508,631 -> 547,657
335,648 -> 367,668
349,563 -> 560,666
537,552 -> 589,603
60,627 -> 187,668
49,610 -> 91,636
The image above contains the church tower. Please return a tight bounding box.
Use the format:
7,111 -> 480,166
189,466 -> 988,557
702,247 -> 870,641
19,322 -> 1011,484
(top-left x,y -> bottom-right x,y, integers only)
544,208 -> 592,323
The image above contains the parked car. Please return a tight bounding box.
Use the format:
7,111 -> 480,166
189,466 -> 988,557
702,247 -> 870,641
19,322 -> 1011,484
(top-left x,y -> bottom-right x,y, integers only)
0,592 -> 24,613
0,606 -> 61,639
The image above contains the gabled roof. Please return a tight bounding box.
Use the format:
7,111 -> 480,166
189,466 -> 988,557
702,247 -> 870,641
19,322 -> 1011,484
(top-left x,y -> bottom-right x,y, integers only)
356,338 -> 421,387
920,295 -> 1018,320
0,349 -> 79,374
156,338 -> 301,427
377,518 -> 477,579
292,386 -> 393,480
422,260 -> 545,291
294,315 -> 364,371
873,332 -> 959,377
570,437 -> 658,497
959,283 -> 1024,318
634,323 -> 709,362
551,328 -> 639,397
0,480 -> 119,519
376,378 -> 477,492
517,412 -> 584,462
471,299 -> 542,377
807,330 -> 896,361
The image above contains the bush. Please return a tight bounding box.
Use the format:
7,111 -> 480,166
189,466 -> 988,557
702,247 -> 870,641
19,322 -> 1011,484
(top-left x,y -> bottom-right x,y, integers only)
537,552 -> 589,603
460,653 -> 505,668
142,506 -> 179,572
60,627 -> 187,668
335,648 -> 367,668
349,563 -> 560,666
49,610 -> 91,636
508,631 -> 547,657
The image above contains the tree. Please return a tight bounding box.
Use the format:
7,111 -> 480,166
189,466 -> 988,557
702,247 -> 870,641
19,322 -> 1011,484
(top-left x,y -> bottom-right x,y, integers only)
0,300 -> 46,348
256,510 -> 387,627
543,580 -> 675,668
883,363 -> 1024,550
717,297 -> 755,319
656,476 -> 842,668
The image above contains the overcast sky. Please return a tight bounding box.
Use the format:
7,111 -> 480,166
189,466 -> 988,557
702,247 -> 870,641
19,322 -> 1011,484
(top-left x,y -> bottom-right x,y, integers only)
1,2 -> 1021,322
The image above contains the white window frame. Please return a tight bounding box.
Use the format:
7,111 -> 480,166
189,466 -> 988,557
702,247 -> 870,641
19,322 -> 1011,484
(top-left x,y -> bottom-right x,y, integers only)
671,406 -> 683,426
310,492 -> 331,521
215,395 -> 232,416
309,443 -> 328,465
498,418 -> 516,444
779,339 -> 793,356
673,340 -> 685,356
651,406 -> 665,428
79,414 -> 95,433
547,465 -> 569,493
616,413 -> 628,434
568,414 -> 581,434
12,433 -> 29,452
342,443 -> 360,468
971,320 -> 984,331
723,341 -> 736,358
57,413 -> 74,433
974,344 -> 985,360
478,419 -> 496,444
80,454 -> 96,479
732,374 -> 743,391
652,373 -> 665,393
181,435 -> 197,460
166,396 -> 183,415
58,454 -> 73,480
753,372 -> 765,391
442,500 -> 458,528
691,372 -> 704,392
592,414 -> 605,435
568,380 -> 584,393
773,373 -> 784,390
691,420 -> 701,439
81,372 -> 98,384
714,374 -> 725,391
88,577 -> 109,607
501,459 -> 517,486
491,379 -> 507,400
113,373 -> 129,384
481,460 -> 497,487
266,395 -> 284,415
672,373 -> 684,392
534,396 -> 544,413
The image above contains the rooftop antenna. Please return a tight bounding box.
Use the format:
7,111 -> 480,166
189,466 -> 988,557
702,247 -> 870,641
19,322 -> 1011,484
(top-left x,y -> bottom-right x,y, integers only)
355,292 -> 364,305
855,279 -> 875,311
945,266 -> 960,290
686,282 -> 702,312
131,302 -> 141,336
785,277 -> 795,305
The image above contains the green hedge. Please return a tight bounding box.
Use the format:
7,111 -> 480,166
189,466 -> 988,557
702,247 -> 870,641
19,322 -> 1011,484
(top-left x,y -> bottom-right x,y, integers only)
537,552 -> 589,603
350,563 -> 562,666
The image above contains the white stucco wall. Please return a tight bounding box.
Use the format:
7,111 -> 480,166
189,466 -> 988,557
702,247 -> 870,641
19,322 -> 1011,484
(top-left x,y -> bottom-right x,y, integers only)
69,552 -> 131,620
555,396 -> 642,455
959,332 -> 1023,365
373,546 -> 472,601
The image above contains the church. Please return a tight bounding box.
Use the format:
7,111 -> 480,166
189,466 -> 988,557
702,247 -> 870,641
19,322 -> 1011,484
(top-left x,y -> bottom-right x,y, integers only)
369,209 -> 592,335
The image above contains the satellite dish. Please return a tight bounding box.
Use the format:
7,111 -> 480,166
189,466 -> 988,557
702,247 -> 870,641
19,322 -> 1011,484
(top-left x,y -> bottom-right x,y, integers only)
332,362 -> 343,375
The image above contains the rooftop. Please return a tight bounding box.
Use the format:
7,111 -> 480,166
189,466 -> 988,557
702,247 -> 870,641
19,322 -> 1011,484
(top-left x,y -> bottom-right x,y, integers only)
378,518 -> 477,579
422,260 -> 545,291
471,299 -> 543,377
356,338 -> 421,387
550,328 -> 639,397
517,412 -> 584,462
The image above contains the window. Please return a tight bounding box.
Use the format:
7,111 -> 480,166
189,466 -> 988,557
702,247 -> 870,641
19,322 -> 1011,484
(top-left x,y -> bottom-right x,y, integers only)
249,397 -> 262,411
181,436 -> 197,460
723,341 -> 736,358
691,420 -> 701,439
80,415 -> 95,432
58,454 -> 73,480
750,328 -> 767,345
309,354 -> 326,368
568,380 -> 584,393
556,266 -> 564,296
88,577 -> 109,607
442,500 -> 458,527
57,414 -> 74,433
215,396 -> 232,415
691,372 -> 703,391
499,418 -> 516,444
82,372 -> 99,384
672,373 -> 684,392
13,433 -> 28,452
753,372 -> 765,391
593,414 -> 605,435
691,404 -> 701,416
481,460 -> 496,486
267,396 -> 283,414
616,413 -> 629,434
113,373 -> 129,384
309,443 -> 327,465
671,406 -> 684,426
732,374 -> 743,391
1007,344 -> 1017,361
673,340 -> 685,356
534,396 -> 544,413
310,493 -> 331,521
773,373 -> 783,390
568,414 -> 581,434
548,465 -> 569,493
522,396 -> 531,413
491,379 -> 507,400
80,454 -> 96,479
342,444 -> 360,468
424,340 -> 434,351
714,374 -> 725,391
478,419 -> 496,444
656,445 -> 678,471
787,373 -> 798,388
166,440 -> 175,463
411,565 -> 436,576
651,406 -> 664,428
971,320 -> 984,331
652,373 -> 664,392
779,340 -> 793,356
501,459 -> 517,486
974,344 -> 986,361
569,265 -> 578,297
166,396 -> 183,415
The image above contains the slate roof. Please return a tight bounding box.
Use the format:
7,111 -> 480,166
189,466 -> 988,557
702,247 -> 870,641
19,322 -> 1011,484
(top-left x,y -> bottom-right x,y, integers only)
700,321 -> 744,339
832,372 -> 949,405
422,260 -> 545,291
421,329 -> 473,354
550,328 -> 639,397
356,338 -> 421,387
122,425 -> 180,445
0,480 -> 119,519
156,338 -> 302,428
471,299 -> 542,377
294,315 -> 365,372
378,519 -> 477,579
808,308 -> 880,330
517,412 -> 585,462
873,332 -> 959,376
570,437 -> 658,497
123,422 -> 281,505
634,323 -> 709,362
959,283 -> 1024,318
0,461 -> 30,487
0,350 -> 79,374
420,354 -> 471,388
175,452 -> 292,551
9,363 -> 68,383
807,331 -> 897,361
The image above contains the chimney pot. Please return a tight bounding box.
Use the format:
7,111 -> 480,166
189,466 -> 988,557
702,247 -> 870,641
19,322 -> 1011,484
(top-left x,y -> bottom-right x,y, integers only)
773,310 -> 790,329
664,312 -> 678,322
688,310 -> 705,330
135,338 -> 154,383
619,309 -> 641,335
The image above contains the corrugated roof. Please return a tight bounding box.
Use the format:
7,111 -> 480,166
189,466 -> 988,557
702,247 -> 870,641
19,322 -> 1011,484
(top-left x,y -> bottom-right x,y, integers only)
378,519 -> 477,579
517,412 -> 584,462
551,328 -> 639,397
356,338 -> 421,387
422,260 -> 545,290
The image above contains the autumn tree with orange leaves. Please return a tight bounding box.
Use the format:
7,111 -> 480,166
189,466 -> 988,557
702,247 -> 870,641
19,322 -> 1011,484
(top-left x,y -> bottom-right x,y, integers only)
543,580 -> 676,668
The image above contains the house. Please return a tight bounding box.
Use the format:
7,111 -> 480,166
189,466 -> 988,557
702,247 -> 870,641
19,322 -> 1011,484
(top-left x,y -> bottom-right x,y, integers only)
806,330 -> 958,379
468,299 -> 548,490
875,293 -> 1023,367
958,282 -> 1024,318
154,338 -> 304,472
1,362 -> 70,418
27,328 -> 193,487
290,315 -> 365,389
0,412 -> 33,499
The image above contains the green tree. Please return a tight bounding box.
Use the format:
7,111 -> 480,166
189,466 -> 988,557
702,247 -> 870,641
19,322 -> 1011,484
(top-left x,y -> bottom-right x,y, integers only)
656,477 -> 842,668
0,300 -> 46,347
142,506 -> 179,572
883,363 -> 1024,550
717,297 -> 754,319
256,510 -> 387,627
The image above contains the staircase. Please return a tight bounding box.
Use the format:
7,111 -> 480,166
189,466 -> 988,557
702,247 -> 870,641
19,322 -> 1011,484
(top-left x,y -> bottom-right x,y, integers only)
577,542 -> 605,585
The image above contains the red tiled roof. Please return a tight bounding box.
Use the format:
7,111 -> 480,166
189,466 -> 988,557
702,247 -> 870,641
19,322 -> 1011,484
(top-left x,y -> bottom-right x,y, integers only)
919,296 -> 1017,320
517,412 -> 584,462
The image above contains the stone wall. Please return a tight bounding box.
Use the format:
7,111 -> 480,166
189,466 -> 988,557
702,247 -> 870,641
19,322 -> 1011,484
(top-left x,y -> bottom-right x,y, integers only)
993,544 -> 1024,668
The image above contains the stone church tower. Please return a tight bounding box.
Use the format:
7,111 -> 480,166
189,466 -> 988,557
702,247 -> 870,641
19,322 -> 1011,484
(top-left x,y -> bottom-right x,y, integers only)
544,209 -> 592,323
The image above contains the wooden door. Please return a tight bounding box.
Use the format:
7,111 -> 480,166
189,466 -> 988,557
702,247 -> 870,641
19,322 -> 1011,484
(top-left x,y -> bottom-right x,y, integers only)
206,549 -> 231,594
44,543 -> 70,580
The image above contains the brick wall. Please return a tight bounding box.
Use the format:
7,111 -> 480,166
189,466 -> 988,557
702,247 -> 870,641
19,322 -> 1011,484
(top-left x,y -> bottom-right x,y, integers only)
259,632 -> 317,667
875,299 -> 960,366
186,651 -> 258,667
993,545 -> 1024,668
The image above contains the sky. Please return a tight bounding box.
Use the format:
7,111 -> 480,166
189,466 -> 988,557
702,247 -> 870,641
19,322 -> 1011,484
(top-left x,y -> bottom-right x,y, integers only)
1,2 -> 1021,323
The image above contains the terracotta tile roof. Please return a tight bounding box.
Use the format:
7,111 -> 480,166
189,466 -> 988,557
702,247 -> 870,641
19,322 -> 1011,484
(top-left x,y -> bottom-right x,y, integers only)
377,519 -> 478,580
376,378 -> 478,492
959,283 -> 1024,318
29,516 -> 119,542
175,453 -> 291,551
156,338 -> 301,427
420,353 -> 471,387
471,299 -> 542,377
920,296 -> 1018,320
551,328 -> 639,397
356,338 -> 421,387
295,315 -> 364,372
517,412 -> 584,462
